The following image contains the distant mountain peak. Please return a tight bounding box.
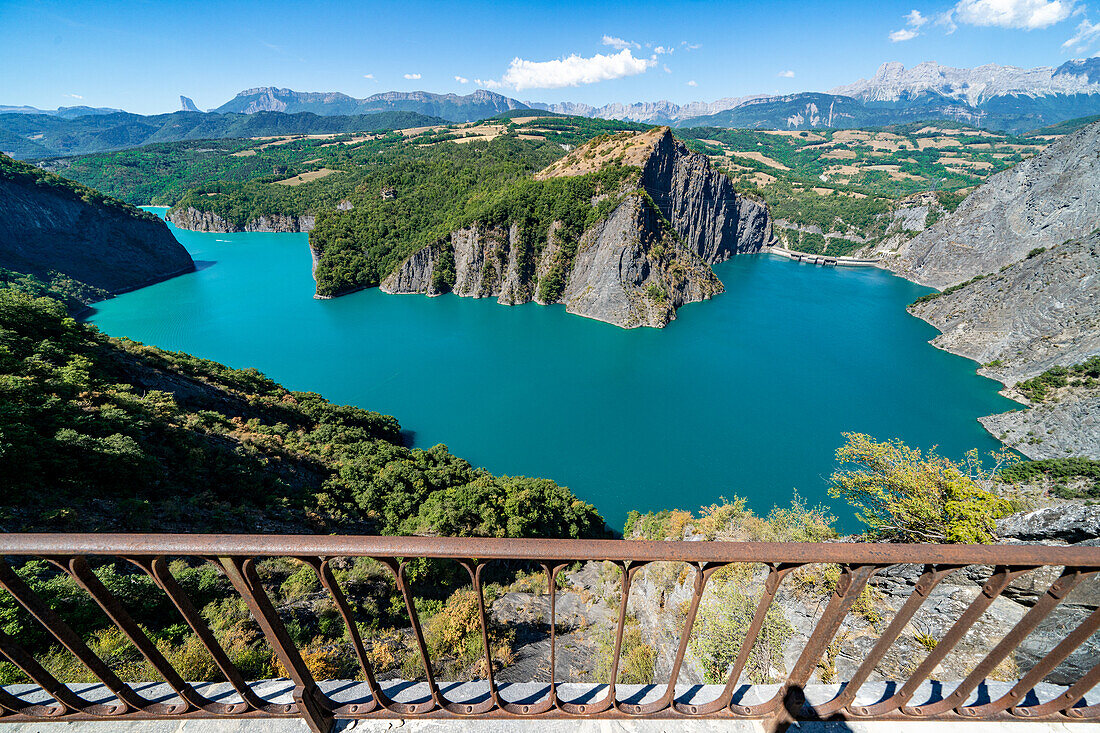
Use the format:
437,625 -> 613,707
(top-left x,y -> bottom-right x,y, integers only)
179,95 -> 200,113
830,59 -> 1100,106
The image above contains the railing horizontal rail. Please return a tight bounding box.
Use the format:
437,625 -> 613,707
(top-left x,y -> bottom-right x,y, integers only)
1,534 -> 1098,733
3,534 -> 1100,565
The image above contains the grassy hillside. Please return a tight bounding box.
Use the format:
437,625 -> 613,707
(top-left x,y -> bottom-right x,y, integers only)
0,284 -> 606,538
1,110 -> 445,159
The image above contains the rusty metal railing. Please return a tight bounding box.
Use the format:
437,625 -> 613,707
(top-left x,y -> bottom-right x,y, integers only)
0,534 -> 1098,731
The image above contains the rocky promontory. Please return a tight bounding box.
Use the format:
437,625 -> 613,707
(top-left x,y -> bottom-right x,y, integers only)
0,153 -> 193,302
379,127 -> 772,328
166,206 -> 315,233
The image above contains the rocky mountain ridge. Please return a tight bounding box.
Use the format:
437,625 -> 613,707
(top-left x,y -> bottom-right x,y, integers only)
376,127 -> 773,328
889,120 -> 1100,289
831,60 -> 1100,107
213,87 -> 526,122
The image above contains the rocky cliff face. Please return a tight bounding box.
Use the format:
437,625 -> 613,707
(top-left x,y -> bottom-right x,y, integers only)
888,121 -> 1100,289
910,232 -> 1100,384
0,163 -> 193,300
640,129 -> 772,264
912,232 -> 1100,459
896,124 -> 1100,457
167,206 -> 315,233
379,128 -> 771,328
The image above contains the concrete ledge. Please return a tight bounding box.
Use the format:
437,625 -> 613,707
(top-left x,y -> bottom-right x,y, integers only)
3,679 -> 1098,730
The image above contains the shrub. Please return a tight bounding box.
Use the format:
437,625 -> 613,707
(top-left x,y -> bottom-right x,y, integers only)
828,433 -> 1014,543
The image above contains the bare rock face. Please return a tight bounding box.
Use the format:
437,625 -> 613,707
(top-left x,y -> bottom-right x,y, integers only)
981,388 -> 1100,460
379,245 -> 437,295
889,121 -> 1100,289
561,194 -> 722,328
640,128 -> 772,264
380,128 -> 770,328
167,206 -> 315,233
0,175 -> 192,300
998,504 -> 1100,543
910,232 -> 1100,384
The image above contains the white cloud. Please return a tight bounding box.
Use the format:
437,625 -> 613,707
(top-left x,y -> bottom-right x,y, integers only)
680,41 -> 701,50
1063,17 -> 1100,48
64,93 -> 83,99
890,27 -> 920,41
363,73 -> 374,80
475,78 -> 504,89
485,49 -> 655,91
403,73 -> 421,80
891,8 -> 929,41
652,45 -> 672,54
952,0 -> 1074,29
663,64 -> 672,73
454,75 -> 469,83
687,79 -> 698,87
602,35 -> 639,50
777,69 -> 795,78
906,9 -> 929,26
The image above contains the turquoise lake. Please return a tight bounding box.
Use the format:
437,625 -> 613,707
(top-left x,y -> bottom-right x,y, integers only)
87,208 -> 1018,532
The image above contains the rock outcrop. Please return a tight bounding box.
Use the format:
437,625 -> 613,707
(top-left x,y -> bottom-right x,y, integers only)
0,154 -> 193,301
888,121 -> 1100,289
981,387 -> 1100,460
379,128 -> 771,328
167,206 -> 315,233
910,232 -> 1100,383
908,231 -> 1100,460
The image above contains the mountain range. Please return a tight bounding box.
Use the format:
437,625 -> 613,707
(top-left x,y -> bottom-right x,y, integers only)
5,58 -> 1100,160
200,59 -> 1100,132
212,87 -> 527,121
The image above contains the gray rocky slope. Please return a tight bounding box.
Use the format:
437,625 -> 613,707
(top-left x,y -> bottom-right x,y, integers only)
378,128 -> 773,328
910,232 -> 1100,459
888,120 -> 1100,290
888,123 -> 1100,458
0,158 -> 193,300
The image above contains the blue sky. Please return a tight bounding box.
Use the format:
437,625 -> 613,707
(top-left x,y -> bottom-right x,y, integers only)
2,0 -> 1099,114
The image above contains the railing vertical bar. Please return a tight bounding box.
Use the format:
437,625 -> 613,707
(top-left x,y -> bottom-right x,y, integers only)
655,563 -> 721,715
982,603 -> 1100,717
0,561 -> 147,712
379,558 -> 444,714
130,556 -> 270,714
821,564 -> 961,717
306,557 -> 390,714
761,563 -> 877,727
936,568 -> 1093,717
463,562 -> 502,714
1013,658 -> 1100,718
546,563 -> 565,712
219,557 -> 333,733
682,563 -> 797,715
0,629 -> 87,714
59,556 -> 209,714
866,565 -> 1032,717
